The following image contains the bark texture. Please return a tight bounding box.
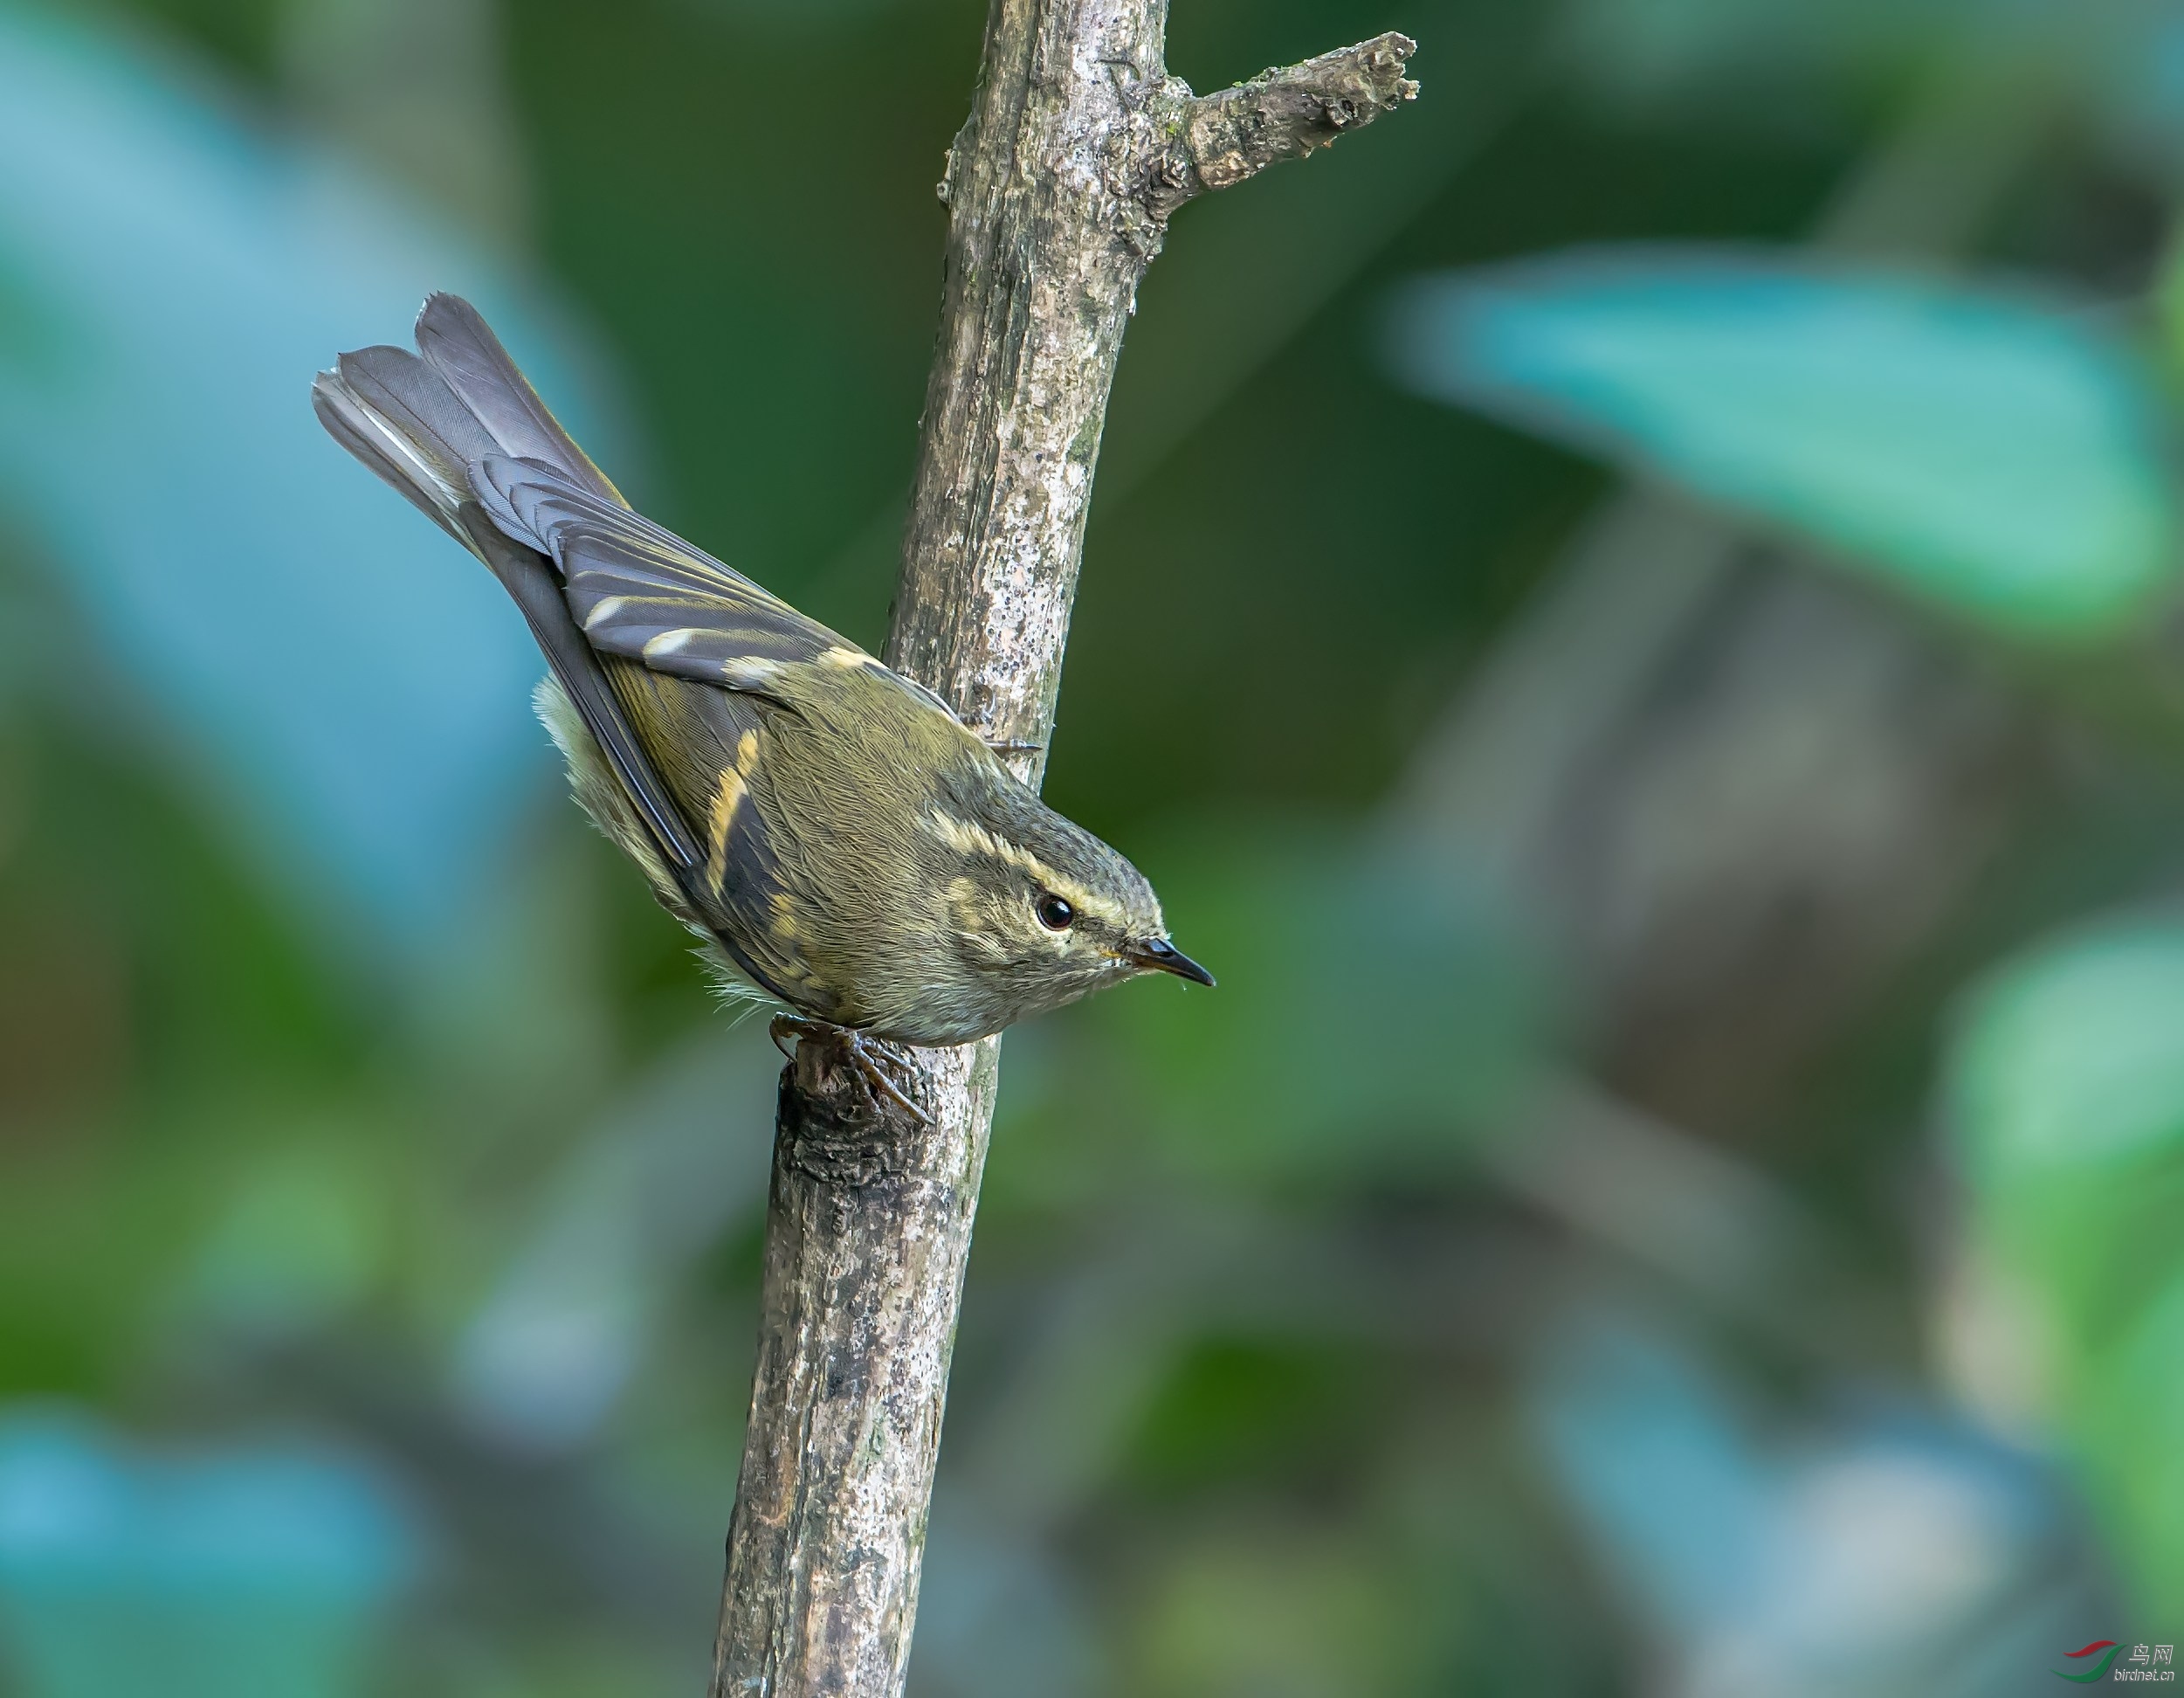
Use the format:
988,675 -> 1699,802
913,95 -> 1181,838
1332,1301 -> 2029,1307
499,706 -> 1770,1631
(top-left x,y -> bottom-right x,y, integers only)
709,9 -> 1416,1696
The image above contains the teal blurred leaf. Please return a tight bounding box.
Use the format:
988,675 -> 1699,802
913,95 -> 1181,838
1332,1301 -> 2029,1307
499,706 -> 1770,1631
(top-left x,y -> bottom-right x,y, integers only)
1527,1318 -> 1777,1635
0,4 -> 622,946
0,1412 -> 421,1698
1388,252 -> 2181,641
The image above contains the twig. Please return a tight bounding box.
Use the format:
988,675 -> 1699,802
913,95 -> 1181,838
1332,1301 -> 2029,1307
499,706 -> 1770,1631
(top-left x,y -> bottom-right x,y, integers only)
708,9 -> 1416,1695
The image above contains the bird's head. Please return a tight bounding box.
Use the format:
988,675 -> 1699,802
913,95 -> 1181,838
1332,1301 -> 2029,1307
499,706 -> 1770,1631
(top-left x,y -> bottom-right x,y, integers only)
921,769 -> 1213,1024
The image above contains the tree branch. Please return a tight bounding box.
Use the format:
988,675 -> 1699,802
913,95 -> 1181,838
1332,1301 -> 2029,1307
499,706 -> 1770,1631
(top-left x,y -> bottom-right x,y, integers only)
709,9 -> 1418,1695
1147,32 -> 1418,216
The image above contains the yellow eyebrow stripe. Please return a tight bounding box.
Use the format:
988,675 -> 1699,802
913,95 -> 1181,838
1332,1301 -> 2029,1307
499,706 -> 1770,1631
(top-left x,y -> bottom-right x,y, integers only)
919,811 -> 1130,927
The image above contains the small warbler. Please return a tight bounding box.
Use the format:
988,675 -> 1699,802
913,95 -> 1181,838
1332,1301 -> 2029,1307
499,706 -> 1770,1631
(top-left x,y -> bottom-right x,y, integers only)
313,296 -> 1210,1108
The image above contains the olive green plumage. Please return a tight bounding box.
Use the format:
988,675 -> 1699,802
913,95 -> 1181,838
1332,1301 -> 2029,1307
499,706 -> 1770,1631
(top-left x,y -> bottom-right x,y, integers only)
313,294 -> 1210,1048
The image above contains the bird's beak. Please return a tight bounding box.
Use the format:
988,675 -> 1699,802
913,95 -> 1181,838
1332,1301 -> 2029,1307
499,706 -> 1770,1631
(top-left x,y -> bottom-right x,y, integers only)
1127,937 -> 1216,987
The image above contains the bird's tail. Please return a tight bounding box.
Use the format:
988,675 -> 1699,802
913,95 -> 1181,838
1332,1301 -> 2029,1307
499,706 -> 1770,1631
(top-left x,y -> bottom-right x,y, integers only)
313,294 -> 708,879
310,292 -> 624,549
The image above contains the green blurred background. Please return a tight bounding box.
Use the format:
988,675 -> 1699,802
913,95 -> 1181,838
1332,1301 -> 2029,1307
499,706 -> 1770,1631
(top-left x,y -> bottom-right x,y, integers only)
4,0 -> 2184,1692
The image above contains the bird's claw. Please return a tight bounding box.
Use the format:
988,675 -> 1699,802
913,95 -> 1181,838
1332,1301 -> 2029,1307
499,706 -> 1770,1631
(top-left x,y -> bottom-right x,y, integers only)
971,725 -> 1044,756
768,1016 -> 933,1125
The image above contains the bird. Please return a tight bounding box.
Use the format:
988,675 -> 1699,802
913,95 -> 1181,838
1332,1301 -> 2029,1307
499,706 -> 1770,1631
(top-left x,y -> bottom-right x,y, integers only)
313,294 -> 1211,1115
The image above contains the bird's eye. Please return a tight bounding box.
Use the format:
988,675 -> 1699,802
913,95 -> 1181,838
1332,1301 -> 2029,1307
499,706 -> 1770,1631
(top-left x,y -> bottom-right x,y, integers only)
1035,893 -> 1075,932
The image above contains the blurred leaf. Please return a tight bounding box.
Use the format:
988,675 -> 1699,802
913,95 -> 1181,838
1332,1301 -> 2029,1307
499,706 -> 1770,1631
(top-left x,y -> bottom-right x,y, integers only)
1526,1317 -> 1778,1635
1947,916 -> 2184,1615
1948,917 -> 2184,1340
0,3 -> 624,949
1952,920 -> 2184,1180
1388,252 -> 2181,641
0,1412 -> 421,1698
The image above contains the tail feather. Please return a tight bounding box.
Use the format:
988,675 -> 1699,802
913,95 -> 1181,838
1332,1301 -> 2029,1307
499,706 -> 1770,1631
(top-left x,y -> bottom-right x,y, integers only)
338,345 -> 498,473
311,362 -> 472,546
311,293 -> 617,542
414,293 -> 625,507
311,294 -> 706,877
311,336 -> 507,547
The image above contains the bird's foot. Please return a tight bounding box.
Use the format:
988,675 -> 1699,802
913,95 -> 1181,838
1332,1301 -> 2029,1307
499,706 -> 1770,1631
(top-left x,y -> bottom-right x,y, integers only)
967,721 -> 1044,757
768,1015 -> 933,1126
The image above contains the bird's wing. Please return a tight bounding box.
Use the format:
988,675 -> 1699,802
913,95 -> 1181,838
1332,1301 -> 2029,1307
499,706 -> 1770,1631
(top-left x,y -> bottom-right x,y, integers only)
459,509 -> 707,871
474,455 -> 964,721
